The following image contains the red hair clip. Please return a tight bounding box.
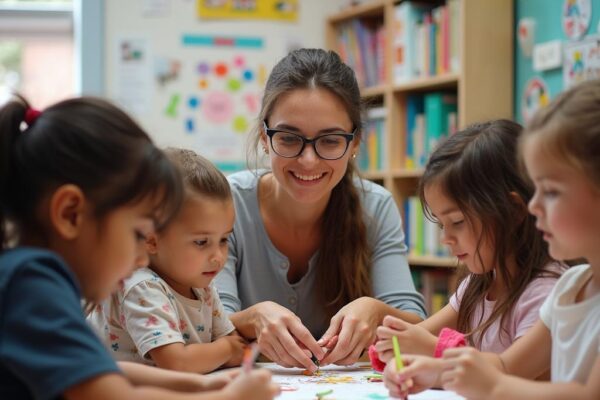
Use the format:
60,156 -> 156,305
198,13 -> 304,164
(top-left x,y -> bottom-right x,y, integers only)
24,107 -> 42,126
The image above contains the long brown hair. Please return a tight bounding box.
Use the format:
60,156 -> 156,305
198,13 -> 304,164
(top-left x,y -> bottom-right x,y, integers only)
522,79 -> 600,191
248,48 -> 371,319
419,119 -> 554,347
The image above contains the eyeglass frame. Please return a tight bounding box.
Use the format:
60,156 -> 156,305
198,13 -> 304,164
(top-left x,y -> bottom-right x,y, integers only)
262,121 -> 357,160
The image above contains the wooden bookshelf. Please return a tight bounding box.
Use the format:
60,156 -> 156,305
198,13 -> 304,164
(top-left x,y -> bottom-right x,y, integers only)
326,0 -> 513,303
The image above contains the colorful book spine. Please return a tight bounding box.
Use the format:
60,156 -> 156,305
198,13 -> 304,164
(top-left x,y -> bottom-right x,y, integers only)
424,92 -> 458,155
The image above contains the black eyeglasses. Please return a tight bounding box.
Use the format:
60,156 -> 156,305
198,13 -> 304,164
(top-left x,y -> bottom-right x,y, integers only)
263,121 -> 355,160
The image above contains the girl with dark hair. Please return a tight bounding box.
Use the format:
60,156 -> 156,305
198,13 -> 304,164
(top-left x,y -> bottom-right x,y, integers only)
375,120 -> 564,366
214,48 -> 426,372
0,96 -> 278,400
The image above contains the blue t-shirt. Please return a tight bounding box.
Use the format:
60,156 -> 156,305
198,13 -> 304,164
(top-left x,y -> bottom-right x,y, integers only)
0,247 -> 120,400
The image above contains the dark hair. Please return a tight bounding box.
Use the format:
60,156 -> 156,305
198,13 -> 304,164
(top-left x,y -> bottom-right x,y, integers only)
0,95 -> 183,250
164,147 -> 231,201
419,119 -> 554,347
248,48 -> 371,318
522,79 -> 600,191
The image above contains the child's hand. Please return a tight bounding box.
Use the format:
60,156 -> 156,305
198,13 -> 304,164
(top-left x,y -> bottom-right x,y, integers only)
375,315 -> 438,361
383,354 -> 443,399
220,335 -> 247,367
200,368 -> 239,390
440,347 -> 503,399
223,369 -> 280,400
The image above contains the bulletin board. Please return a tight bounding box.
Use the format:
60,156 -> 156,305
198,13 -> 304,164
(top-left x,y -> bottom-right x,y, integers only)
515,0 -> 600,124
104,0 -> 343,172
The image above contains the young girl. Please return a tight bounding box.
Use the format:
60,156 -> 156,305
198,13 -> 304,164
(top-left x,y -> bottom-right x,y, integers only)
383,81 -> 600,400
88,148 -> 247,374
0,96 -> 278,400
374,119 -> 564,363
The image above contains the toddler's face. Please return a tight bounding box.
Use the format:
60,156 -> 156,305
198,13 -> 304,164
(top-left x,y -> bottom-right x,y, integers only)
424,182 -> 494,274
524,137 -> 600,261
150,195 -> 235,296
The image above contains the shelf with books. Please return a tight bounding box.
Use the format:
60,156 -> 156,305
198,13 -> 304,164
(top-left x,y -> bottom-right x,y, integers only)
327,0 -> 513,298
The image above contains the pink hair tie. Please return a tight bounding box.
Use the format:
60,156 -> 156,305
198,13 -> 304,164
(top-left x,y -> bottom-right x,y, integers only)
24,107 -> 42,126
434,327 -> 466,358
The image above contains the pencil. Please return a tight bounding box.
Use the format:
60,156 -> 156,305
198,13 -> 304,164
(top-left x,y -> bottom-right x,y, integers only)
392,336 -> 404,371
242,342 -> 260,373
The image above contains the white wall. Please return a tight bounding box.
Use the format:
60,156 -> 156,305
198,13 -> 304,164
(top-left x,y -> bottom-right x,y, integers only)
103,0 -> 346,168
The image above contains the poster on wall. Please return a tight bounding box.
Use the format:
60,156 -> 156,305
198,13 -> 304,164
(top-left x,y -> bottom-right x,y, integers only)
114,37 -> 152,115
562,0 -> 591,40
563,34 -> 600,88
158,37 -> 267,171
197,0 -> 298,21
521,77 -> 550,123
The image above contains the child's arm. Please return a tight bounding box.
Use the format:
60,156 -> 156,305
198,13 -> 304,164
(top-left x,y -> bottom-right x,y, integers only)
441,348 -> 600,400
376,304 -> 458,361
148,335 -> 247,373
63,368 -> 280,400
118,361 -> 238,391
498,319 -> 552,379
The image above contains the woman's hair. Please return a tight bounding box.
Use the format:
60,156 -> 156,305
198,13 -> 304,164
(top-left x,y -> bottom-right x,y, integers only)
0,95 -> 183,250
164,147 -> 231,202
522,79 -> 600,191
248,48 -> 371,319
419,119 -> 553,347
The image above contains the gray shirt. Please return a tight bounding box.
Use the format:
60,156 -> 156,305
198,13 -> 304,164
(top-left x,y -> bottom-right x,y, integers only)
215,170 -> 426,338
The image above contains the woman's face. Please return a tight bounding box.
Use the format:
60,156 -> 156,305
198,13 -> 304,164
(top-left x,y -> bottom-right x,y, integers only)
262,88 -> 358,206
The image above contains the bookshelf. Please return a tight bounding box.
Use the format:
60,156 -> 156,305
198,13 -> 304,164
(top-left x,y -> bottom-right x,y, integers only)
326,0 -> 513,313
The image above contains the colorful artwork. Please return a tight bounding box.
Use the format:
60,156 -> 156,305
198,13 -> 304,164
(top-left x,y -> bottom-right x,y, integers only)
562,0 -> 591,40
563,34 -> 600,88
197,0 -> 298,21
159,53 -> 263,171
521,77 -> 550,123
261,362 -> 465,400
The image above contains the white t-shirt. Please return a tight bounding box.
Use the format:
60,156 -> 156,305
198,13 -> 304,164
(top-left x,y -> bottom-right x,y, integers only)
87,267 -> 234,365
540,264 -> 600,383
450,263 -> 565,353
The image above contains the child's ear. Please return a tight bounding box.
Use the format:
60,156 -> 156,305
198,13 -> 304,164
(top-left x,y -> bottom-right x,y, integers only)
49,184 -> 87,240
509,191 -> 528,223
145,233 -> 159,255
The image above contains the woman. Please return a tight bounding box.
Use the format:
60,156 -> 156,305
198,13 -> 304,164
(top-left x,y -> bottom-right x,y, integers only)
215,48 -> 426,372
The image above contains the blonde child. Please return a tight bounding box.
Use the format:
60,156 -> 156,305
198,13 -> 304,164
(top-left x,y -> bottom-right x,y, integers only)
0,96 -> 278,400
374,120 -> 564,364
384,81 -> 600,400
88,148 -> 247,374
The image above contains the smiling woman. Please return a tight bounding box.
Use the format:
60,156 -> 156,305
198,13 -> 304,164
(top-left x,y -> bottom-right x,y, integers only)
214,48 -> 427,372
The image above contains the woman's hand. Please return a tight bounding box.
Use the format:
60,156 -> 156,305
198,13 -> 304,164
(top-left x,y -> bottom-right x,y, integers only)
318,297 -> 380,366
375,315 -> 438,361
251,301 -> 324,372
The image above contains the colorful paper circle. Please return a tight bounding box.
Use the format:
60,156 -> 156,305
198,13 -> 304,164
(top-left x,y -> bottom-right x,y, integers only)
202,91 -> 234,124
522,77 -> 550,122
562,0 -> 591,40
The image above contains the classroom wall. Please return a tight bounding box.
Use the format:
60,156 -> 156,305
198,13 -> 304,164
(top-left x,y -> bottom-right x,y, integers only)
103,0 -> 346,171
515,0 -> 600,123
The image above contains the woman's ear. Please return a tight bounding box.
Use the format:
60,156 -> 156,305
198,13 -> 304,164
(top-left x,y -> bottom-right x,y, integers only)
49,184 -> 87,240
509,191 -> 529,223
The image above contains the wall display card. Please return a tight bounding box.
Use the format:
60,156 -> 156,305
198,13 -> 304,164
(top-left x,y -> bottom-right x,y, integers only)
562,0 -> 591,40
114,37 -> 152,116
563,34 -> 600,88
197,0 -> 298,21
521,77 -> 550,122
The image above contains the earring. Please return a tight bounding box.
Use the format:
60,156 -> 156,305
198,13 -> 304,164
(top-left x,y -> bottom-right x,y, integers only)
262,146 -> 268,154
352,153 -> 357,159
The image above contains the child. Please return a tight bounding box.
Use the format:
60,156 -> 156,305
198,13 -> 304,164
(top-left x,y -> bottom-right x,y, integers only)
374,119 -> 564,364
88,148 -> 246,373
384,82 -> 600,400
0,96 -> 278,400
